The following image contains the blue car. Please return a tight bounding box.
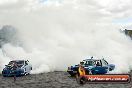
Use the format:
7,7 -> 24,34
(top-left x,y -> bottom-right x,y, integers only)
67,57 -> 115,76
2,60 -> 32,77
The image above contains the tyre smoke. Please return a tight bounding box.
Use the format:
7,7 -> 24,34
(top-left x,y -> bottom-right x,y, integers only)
0,0 -> 132,74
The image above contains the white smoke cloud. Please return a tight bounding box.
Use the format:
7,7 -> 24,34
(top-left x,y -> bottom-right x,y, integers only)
0,0 -> 18,5
0,0 -> 132,74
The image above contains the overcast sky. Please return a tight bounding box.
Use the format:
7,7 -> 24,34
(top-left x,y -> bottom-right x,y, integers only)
0,0 -> 132,25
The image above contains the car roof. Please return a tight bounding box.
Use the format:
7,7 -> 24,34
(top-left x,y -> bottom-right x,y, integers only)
83,59 -> 101,61
10,60 -> 26,62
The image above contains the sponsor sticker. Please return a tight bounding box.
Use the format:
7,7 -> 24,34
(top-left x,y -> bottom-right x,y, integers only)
85,74 -> 130,83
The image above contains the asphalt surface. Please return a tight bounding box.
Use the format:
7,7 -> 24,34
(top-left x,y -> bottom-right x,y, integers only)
0,71 -> 132,88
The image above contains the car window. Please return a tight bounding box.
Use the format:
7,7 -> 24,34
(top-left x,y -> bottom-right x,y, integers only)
17,61 -> 24,65
85,61 -> 95,65
8,61 -> 24,67
25,61 -> 28,65
101,59 -> 108,66
82,60 -> 86,65
8,61 -> 14,65
16,61 -> 24,67
104,60 -> 108,65
8,61 -> 24,65
95,60 -> 102,66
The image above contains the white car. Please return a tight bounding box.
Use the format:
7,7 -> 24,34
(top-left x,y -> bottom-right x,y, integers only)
2,60 -> 32,77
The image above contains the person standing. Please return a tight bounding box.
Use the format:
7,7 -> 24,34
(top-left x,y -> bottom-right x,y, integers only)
11,62 -> 18,82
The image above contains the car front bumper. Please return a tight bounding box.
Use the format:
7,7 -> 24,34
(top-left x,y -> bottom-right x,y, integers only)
2,70 -> 25,77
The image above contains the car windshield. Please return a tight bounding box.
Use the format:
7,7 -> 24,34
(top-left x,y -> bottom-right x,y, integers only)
83,60 -> 94,65
95,60 -> 102,66
8,61 -> 24,67
86,61 -> 94,65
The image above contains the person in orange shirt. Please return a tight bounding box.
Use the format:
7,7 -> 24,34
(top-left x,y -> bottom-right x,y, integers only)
76,62 -> 86,84
78,62 -> 85,76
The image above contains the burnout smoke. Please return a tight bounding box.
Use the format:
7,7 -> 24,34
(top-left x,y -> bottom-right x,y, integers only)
0,0 -> 132,74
